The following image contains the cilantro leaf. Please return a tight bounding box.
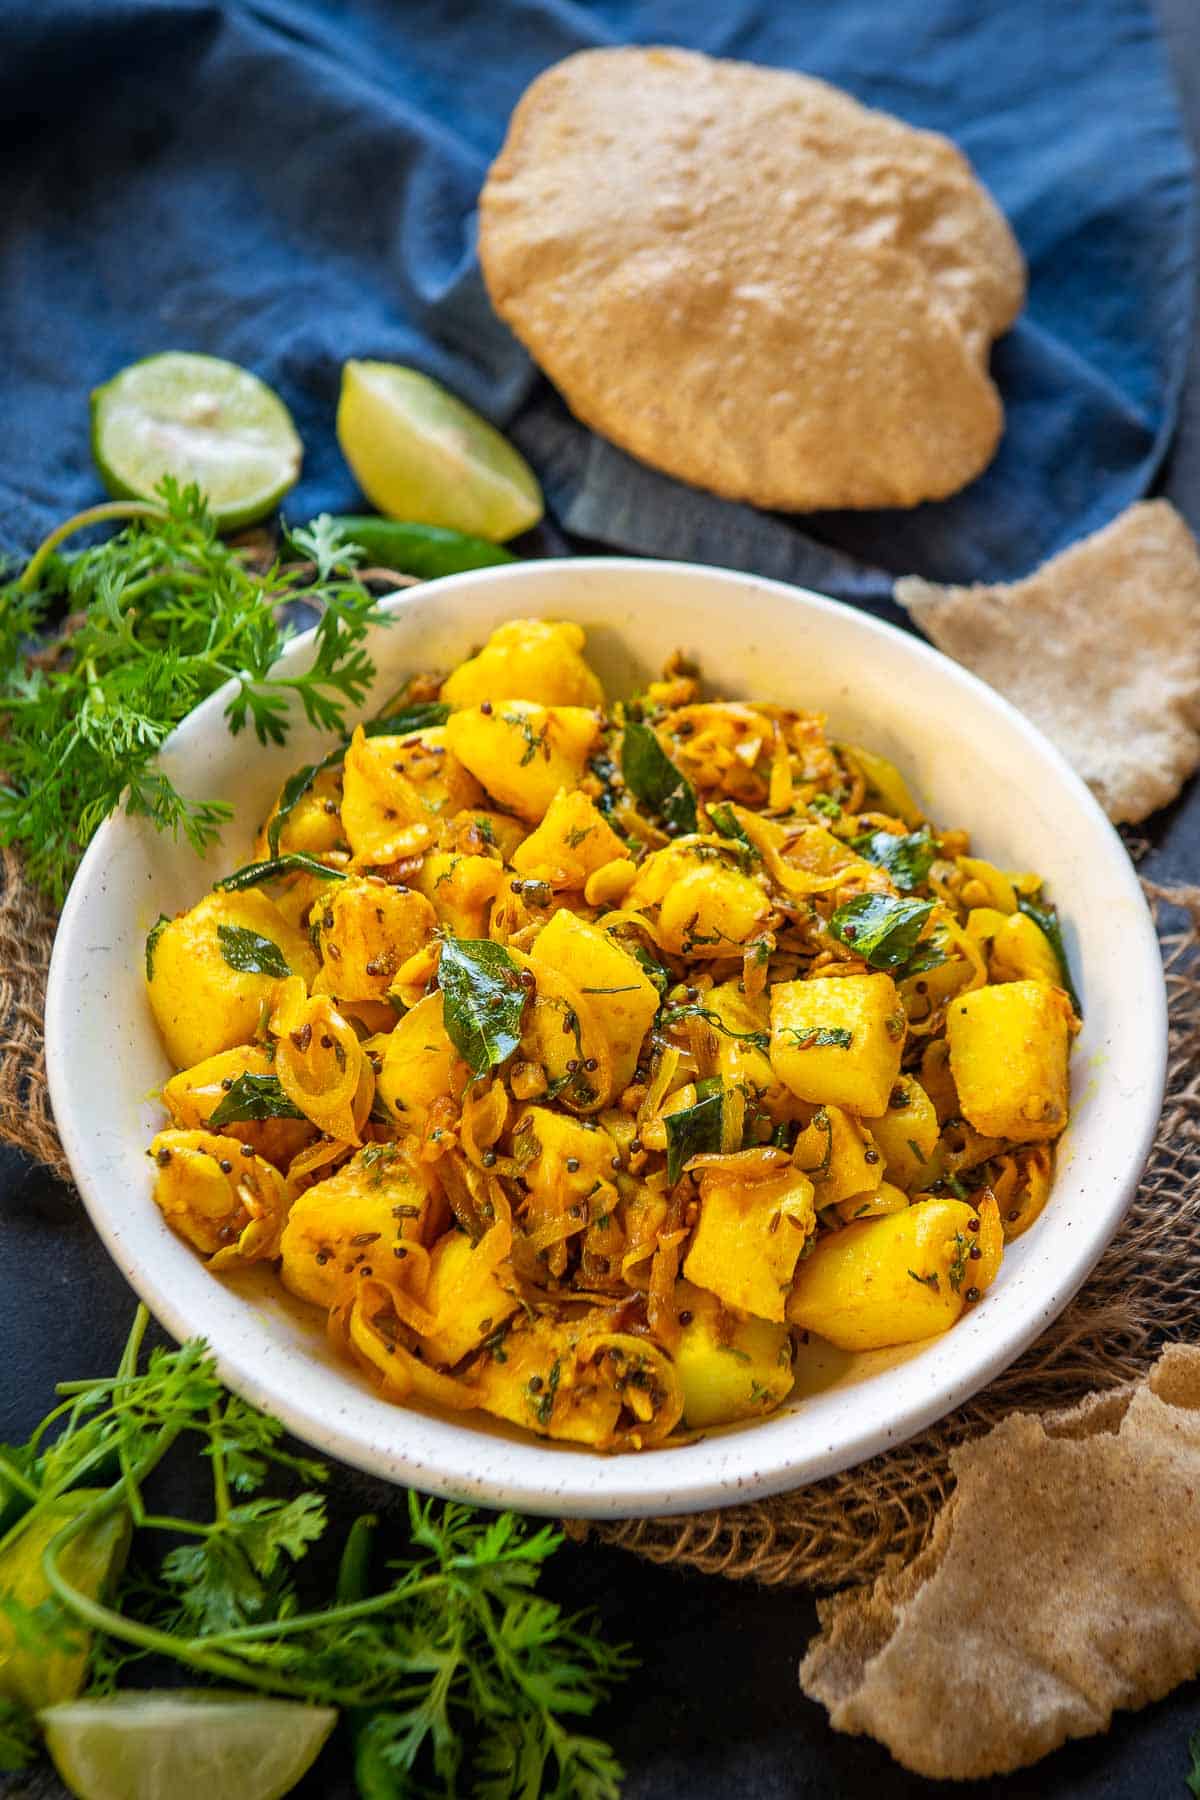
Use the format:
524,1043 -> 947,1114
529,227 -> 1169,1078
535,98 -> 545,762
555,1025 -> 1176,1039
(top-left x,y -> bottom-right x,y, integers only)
828,894 -> 936,972
437,937 -> 527,1077
0,1698 -> 37,1772
216,923 -> 291,979
781,1025 -> 853,1050
850,825 -> 938,892
660,1004 -> 770,1051
208,1072 -> 306,1127
621,720 -> 697,835
144,912 -> 171,982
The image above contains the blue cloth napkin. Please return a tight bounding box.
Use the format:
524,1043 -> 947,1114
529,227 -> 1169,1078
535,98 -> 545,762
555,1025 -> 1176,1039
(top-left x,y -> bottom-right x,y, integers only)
0,0 -> 1193,612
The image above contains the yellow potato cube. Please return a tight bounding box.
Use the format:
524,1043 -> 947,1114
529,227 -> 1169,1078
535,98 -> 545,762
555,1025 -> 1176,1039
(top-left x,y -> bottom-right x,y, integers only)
411,850 -> 504,938
279,1145 -> 436,1309
511,789 -> 629,888
705,980 -> 793,1116
673,1281 -> 794,1428
628,846 -> 770,958
162,1044 -> 315,1169
312,877 -> 436,1000
512,1106 -> 618,1222
150,1129 -> 288,1270
947,980 -> 1071,1141
528,909 -> 659,1099
377,992 -> 453,1130
146,889 -> 318,1071
340,726 -> 483,863
256,765 -> 345,859
418,1228 -> 520,1368
868,1075 -> 940,1191
444,701 -> 600,822
440,618 -> 604,710
770,974 -> 905,1118
684,1167 -> 815,1321
793,1105 -> 884,1208
786,1198 -> 981,1350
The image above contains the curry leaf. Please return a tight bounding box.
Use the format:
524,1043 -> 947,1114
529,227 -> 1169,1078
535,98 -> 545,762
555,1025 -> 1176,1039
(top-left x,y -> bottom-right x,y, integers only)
1018,896 -> 1082,1015
664,1089 -> 726,1184
215,852 -> 348,892
850,825 -> 938,893
437,937 -> 528,1077
621,721 -> 697,835
144,913 -> 171,982
209,1073 -> 307,1128
828,894 -> 935,972
216,924 -> 291,979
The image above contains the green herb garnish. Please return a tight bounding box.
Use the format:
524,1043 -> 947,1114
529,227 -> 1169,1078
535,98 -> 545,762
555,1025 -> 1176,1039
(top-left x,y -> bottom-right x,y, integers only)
660,1005 -> 770,1052
0,1308 -> 629,1793
828,894 -> 936,973
0,485 -> 389,903
1017,895 -> 1082,1015
850,825 -> 938,892
664,1088 -> 728,1184
908,1268 -> 940,1292
707,801 -> 759,870
144,913 -> 171,982
214,852 -> 348,892
620,720 -> 697,836
208,1073 -> 306,1128
436,937 -> 527,1079
781,1025 -> 853,1051
216,924 -> 290,979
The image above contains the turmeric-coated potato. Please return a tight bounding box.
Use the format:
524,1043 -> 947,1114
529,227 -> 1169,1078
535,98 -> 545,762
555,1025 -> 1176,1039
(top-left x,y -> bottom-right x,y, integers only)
867,1075 -> 940,1192
705,980 -> 793,1116
418,1228 -> 521,1368
770,974 -> 905,1118
411,851 -> 505,939
947,980 -> 1071,1141
672,1280 -> 794,1429
376,993 -> 454,1130
162,1044 -> 315,1169
146,889 -> 318,1070
312,877 -> 436,1001
627,846 -> 770,958
528,908 -> 660,1100
966,907 -> 1063,989
340,726 -> 483,863
256,765 -> 345,860
440,619 -> 604,711
511,789 -> 629,889
150,1128 -> 288,1270
684,1167 -> 815,1321
513,1106 -> 618,1221
793,1105 -> 884,1209
444,701 -> 601,822
786,1197 -> 986,1350
279,1144 -> 436,1309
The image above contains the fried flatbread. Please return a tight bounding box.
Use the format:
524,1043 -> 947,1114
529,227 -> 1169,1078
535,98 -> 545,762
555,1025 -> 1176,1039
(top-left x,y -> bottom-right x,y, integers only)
479,47 -> 1024,512
800,1345 -> 1200,1779
897,499 -> 1200,823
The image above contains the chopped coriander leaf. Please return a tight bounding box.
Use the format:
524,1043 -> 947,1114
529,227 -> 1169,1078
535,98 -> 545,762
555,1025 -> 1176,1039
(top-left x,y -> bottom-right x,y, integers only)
850,824 -> 939,892
828,894 -> 937,973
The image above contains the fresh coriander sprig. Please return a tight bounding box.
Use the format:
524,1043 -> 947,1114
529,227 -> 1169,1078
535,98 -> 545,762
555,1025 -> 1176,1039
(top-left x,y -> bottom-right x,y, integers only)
0,1307 -> 629,1797
0,482 -> 386,903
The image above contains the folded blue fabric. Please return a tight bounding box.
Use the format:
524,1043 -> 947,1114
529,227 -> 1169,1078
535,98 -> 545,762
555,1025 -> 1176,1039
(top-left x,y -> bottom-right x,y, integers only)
0,0 -> 1193,613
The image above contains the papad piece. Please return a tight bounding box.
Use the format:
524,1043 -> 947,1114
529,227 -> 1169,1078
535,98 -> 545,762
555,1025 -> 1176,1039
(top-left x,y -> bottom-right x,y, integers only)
800,1344 -> 1200,1779
897,499 -> 1200,824
480,47 -> 1024,512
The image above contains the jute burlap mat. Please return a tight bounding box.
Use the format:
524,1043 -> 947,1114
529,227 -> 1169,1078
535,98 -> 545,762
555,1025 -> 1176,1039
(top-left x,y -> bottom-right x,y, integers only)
3,847 -> 1196,1590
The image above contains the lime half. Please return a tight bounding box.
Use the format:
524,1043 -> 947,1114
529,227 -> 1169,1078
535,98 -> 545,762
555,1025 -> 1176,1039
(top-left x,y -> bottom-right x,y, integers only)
336,359 -> 542,542
40,1690 -> 337,1800
92,353 -> 303,529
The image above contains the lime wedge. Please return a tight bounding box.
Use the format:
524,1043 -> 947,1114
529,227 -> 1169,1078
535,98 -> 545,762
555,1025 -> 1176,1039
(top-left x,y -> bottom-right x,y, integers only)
92,353 -> 303,530
336,360 -> 542,542
40,1690 -> 337,1800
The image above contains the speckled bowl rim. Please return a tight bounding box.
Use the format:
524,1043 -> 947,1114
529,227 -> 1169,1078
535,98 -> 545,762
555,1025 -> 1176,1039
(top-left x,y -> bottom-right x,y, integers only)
46,558 -> 1166,1517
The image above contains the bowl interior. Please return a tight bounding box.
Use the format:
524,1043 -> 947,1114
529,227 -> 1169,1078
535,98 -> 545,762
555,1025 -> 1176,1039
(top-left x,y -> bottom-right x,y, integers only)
46,559 -> 1165,1517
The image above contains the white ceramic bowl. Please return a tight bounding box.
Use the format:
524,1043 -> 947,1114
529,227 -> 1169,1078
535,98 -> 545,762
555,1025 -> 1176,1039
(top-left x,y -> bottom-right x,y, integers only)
46,559 -> 1166,1517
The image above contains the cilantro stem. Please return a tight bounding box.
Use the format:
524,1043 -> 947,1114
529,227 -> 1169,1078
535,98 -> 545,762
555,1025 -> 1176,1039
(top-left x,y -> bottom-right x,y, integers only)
18,501 -> 166,592
208,1403 -> 232,1523
0,1452 -> 39,1502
